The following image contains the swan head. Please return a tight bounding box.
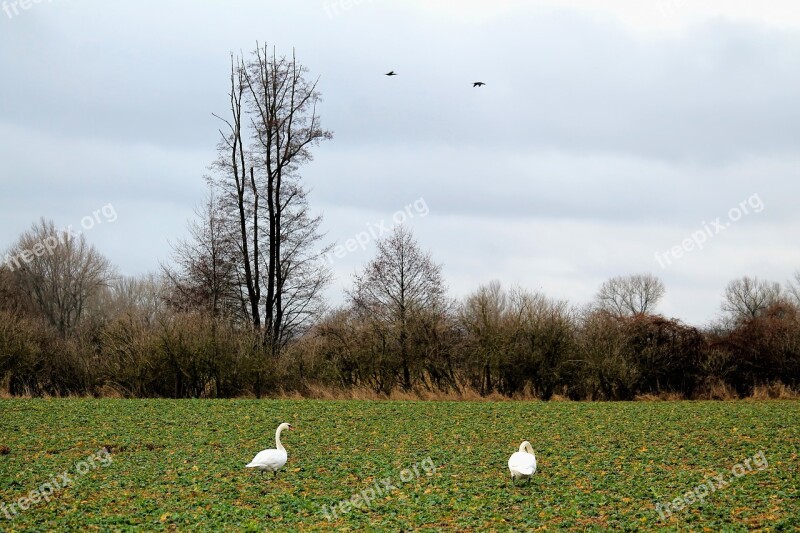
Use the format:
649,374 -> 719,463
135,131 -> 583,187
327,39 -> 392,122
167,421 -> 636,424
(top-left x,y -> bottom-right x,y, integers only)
277,423 -> 295,432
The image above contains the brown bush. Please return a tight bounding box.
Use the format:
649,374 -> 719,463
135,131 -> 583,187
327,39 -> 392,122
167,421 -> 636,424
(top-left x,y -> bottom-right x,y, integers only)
715,301 -> 800,394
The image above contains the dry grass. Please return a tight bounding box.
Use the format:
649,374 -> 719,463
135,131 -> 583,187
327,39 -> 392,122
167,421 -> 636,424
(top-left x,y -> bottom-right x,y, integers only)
282,381 -> 800,402
2,380 -> 798,401
634,391 -> 685,401
98,384 -> 127,399
749,382 -> 800,400
692,379 -> 739,400
278,383 -> 519,402
548,394 -> 573,402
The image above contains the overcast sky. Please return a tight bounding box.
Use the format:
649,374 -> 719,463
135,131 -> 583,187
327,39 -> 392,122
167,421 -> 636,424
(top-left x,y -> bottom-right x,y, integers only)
1,0 -> 799,326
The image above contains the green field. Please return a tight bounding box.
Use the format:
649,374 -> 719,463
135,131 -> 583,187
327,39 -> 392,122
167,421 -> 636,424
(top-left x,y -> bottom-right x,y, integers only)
0,400 -> 797,531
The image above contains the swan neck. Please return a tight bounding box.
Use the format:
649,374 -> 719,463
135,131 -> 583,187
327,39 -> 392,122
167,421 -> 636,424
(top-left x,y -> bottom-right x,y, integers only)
520,441 -> 534,454
275,426 -> 285,451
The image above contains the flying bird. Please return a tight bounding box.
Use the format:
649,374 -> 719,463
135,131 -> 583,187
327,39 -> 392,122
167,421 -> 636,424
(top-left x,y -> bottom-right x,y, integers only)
385,71 -> 397,76
508,441 -> 537,484
246,422 -> 295,478
473,82 -> 486,87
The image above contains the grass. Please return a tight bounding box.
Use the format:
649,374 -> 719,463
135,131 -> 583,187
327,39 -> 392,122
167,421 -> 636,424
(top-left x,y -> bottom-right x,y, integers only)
0,399 -> 797,531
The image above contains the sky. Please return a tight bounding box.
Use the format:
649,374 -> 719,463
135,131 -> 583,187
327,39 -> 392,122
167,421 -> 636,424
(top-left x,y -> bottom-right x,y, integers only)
1,0 -> 799,326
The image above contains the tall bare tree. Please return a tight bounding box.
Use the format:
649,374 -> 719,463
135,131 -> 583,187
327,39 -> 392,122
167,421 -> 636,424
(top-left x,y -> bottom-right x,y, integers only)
7,219 -> 114,334
786,271 -> 800,308
163,194 -> 243,320
595,273 -> 665,316
722,276 -> 782,321
209,44 -> 332,355
459,280 -> 507,394
211,57 -> 261,326
350,225 -> 447,390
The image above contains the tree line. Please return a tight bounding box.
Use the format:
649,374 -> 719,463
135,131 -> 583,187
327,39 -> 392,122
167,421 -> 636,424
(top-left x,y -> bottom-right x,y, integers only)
2,217 -> 798,399
1,45 -> 798,399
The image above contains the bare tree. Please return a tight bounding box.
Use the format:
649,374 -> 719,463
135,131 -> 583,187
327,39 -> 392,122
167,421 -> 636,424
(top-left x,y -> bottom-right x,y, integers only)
209,44 -> 332,355
91,273 -> 167,326
459,280 -> 507,394
0,264 -> 25,314
786,271 -> 800,308
595,273 -> 665,316
350,225 -> 447,390
8,219 -> 114,334
722,276 -> 782,320
211,56 -> 261,327
272,186 -> 332,348
162,194 -> 243,320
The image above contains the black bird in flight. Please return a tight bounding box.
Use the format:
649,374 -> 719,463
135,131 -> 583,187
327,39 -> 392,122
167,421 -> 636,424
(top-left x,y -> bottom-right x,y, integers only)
473,82 -> 486,87
385,71 -> 397,76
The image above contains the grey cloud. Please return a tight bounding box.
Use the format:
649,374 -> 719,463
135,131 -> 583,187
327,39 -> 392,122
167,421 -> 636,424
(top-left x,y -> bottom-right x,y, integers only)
1,1 -> 798,326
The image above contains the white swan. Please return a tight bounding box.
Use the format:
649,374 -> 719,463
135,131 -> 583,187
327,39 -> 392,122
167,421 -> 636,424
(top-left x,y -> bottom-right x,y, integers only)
508,440 -> 537,484
246,422 -> 294,477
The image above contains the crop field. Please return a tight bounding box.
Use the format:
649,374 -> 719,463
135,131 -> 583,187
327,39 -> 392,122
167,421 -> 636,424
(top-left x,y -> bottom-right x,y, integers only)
0,399 -> 798,531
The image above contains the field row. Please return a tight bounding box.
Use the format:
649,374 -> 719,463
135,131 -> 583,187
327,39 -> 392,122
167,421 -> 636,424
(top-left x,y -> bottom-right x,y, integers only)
0,400 -> 798,531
